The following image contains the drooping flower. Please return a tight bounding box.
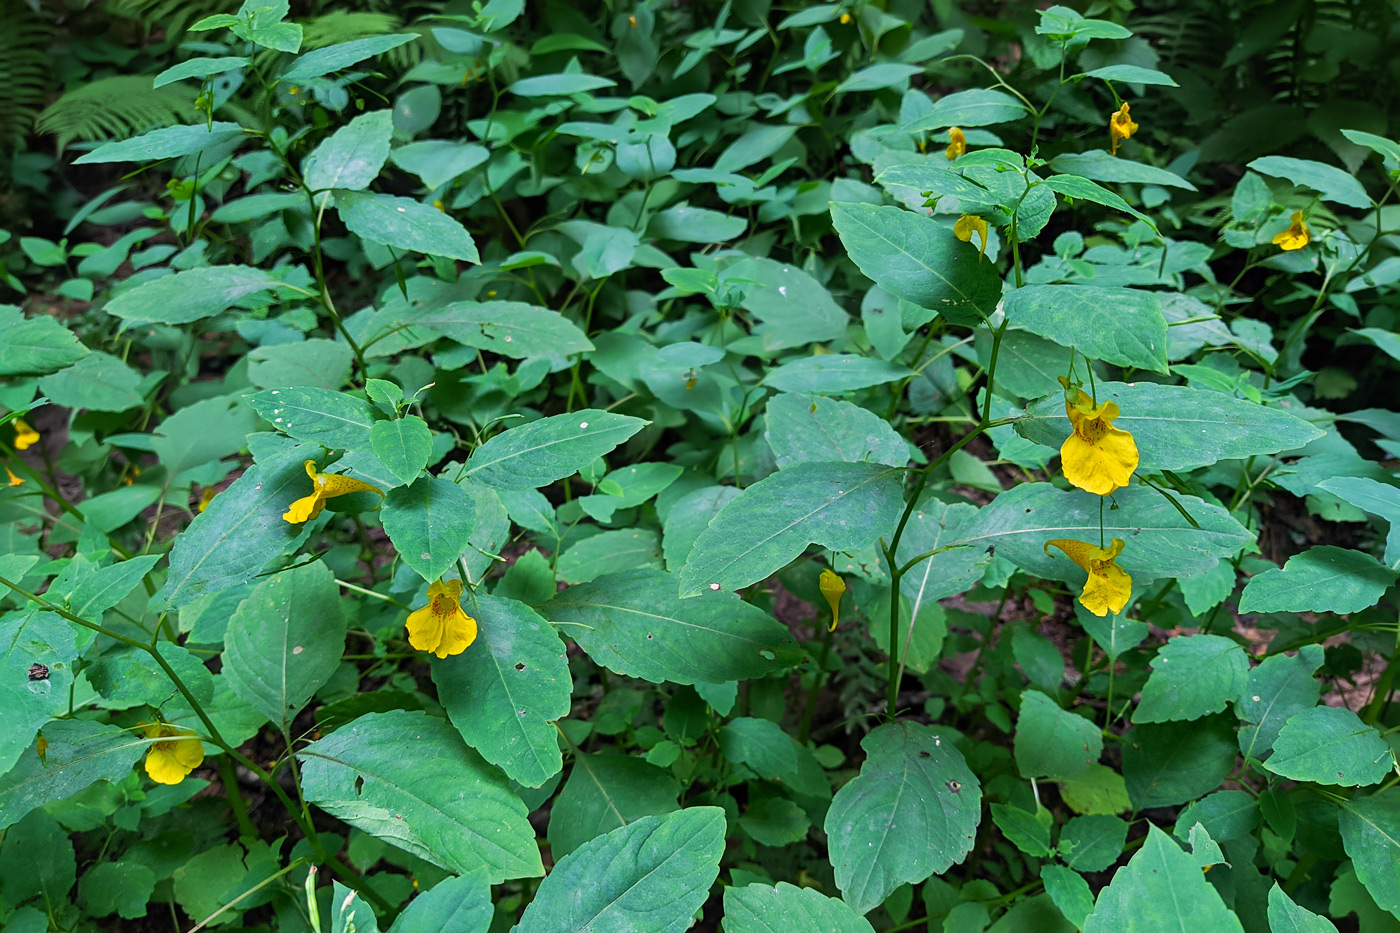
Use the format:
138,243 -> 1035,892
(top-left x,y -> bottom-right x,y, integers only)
12,419 -> 39,451
839,11 -> 852,24
282,460 -> 382,524
198,488 -> 217,512
1273,211 -> 1310,251
1045,538 -> 1132,616
406,579 -> 478,659
945,126 -> 966,161
35,732 -> 48,763
1059,384 -> 1139,496
954,214 -> 989,261
1109,103 -> 1138,156
143,722 -> 205,785
819,568 -> 846,632
5,465 -> 21,487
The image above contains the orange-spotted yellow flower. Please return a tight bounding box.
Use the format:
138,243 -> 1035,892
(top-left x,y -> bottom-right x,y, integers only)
283,460 -> 382,524
143,722 -> 204,785
12,419 -> 38,451
1059,381 -> 1138,496
945,126 -> 966,161
5,465 -> 21,487
198,487 -> 217,512
819,568 -> 846,632
1273,211 -> 1309,251
406,579 -> 478,658
1045,538 -> 1132,616
1109,103 -> 1138,156
954,214 -> 989,261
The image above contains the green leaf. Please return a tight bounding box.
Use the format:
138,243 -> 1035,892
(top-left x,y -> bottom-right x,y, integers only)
518,808 -> 725,933
1058,764 -> 1131,815
153,56 -> 250,88
544,568 -> 802,685
1043,174 -> 1158,231
764,355 -> 913,393
282,34 -> 418,80
303,110 -> 393,206
1263,706 -> 1393,786
509,73 -> 617,96
1059,815 -> 1128,872
738,797 -> 810,846
1048,150 -> 1197,190
1248,155 -> 1371,209
831,202 -> 1003,326
104,266 -> 279,325
902,88 -> 1029,132
723,257 -> 849,351
722,882 -> 876,933
0,610 -> 77,774
676,461 -> 906,597
1042,866 -> 1095,929
250,387 -> 378,451
1134,634 -> 1248,723
249,339 -> 354,390
1339,791 -> 1400,922
73,122 -> 244,164
38,351 -> 143,412
1122,716 -> 1238,809
1077,64 -> 1179,86
0,305 -> 89,377
57,554 -> 162,619
411,301 -> 593,359
221,562 -> 346,727
663,486 -> 742,571
433,594 -> 570,788
547,753 -> 679,858
764,393 -> 909,468
557,529 -> 663,584
718,717 -> 802,781
896,499 -> 985,612
825,722 -> 981,914
836,63 -> 923,93
1267,884 -> 1340,933
1015,382 -> 1325,471
371,417 -> 433,486
382,476 -> 478,584
0,720 -> 145,830
1082,825 -> 1244,933
152,393 -> 260,476
1238,644 -> 1323,762
648,206 -> 747,242
991,802 -> 1052,857
1002,285 -> 1168,373
462,410 -> 648,490
1174,791 -> 1258,843
80,860 -> 157,920
1239,546 -> 1397,614
334,191 -> 479,263
331,881 -> 380,933
1014,689 -> 1102,779
390,140 -> 490,190
387,872 -> 492,933
299,710 -> 542,882
1316,477 -> 1400,568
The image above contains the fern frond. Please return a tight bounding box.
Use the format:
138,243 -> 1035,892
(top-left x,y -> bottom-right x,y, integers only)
301,10 -> 402,48
109,0 -> 235,36
0,0 -> 53,147
36,76 -> 199,152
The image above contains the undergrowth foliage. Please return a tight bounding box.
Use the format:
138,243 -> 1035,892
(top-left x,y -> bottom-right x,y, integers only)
2,1 -> 1400,931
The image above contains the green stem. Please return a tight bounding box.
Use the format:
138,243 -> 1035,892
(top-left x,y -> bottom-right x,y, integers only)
799,620 -> 835,745
216,754 -> 257,839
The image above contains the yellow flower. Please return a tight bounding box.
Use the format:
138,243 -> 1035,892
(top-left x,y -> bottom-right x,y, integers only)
5,465 -> 21,487
406,579 -> 478,658
433,200 -> 445,211
1045,538 -> 1132,616
198,487 -> 217,512
282,460 -> 382,524
819,568 -> 846,632
945,126 -> 966,161
840,12 -> 852,23
13,419 -> 39,451
954,214 -> 989,261
35,732 -> 48,763
1273,211 -> 1310,251
1059,384 -> 1139,496
143,722 -> 204,785
1109,103 -> 1137,156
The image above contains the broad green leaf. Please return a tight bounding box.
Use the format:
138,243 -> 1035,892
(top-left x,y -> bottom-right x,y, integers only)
303,111 -> 393,204
1239,546 -> 1397,614
1238,644 -> 1323,762
155,440 -> 310,610
978,327 -> 1099,400
331,881 -> 380,933
221,562 -> 346,726
87,642 -> 214,712
282,34 -> 418,80
1058,764 -> 1131,815
412,301 -> 593,359
1342,129 -> 1400,165
0,305 -> 89,376
662,486 -> 742,572
0,610 -> 77,774
896,499 -> 986,612
462,410 -> 648,490
104,266 -> 279,325
1037,7 -> 1131,39
1042,866 -> 1094,929
577,462 -> 683,522
153,56 -> 249,88
556,529 -> 663,584
433,595 -> 570,788
298,710 -> 542,881
1174,791 -> 1259,843
1134,634 -> 1248,723
370,417 -> 433,486
1002,285 -> 1168,373
250,387 -> 378,451
1059,815 -> 1128,872
73,122 -> 244,164
151,393 -> 259,476
723,883 -> 876,933
1263,706 -> 1393,786
387,872 -> 492,933
0,720 -> 145,830
334,191 -> 480,262
1267,884 -> 1340,933
544,568 -> 802,684
517,808 -> 724,933
547,753 -> 679,858
382,476 -> 478,583
1015,382 -> 1324,471
249,339 -> 354,390
1043,174 -> 1158,230
54,554 -> 161,619
1316,477 -> 1400,568
1339,791 -> 1400,921
509,73 -> 617,96
1049,150 -> 1197,190
718,717 -> 803,782
738,797 -> 810,846
390,140 -> 490,189
764,392 -> 908,468
677,461 -> 906,597
825,722 -> 981,914
1248,155 -> 1371,209
1014,689 -> 1102,779
836,63 -> 922,93
1082,825 -> 1244,933
723,257 -> 848,351
39,351 -> 143,412
902,88 -> 1029,132
649,206 -> 747,242
1077,64 -> 1179,86
764,355 -> 912,393
714,123 -> 798,173
831,202 -> 1003,326
81,860 -> 157,920
1122,716 -> 1238,809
